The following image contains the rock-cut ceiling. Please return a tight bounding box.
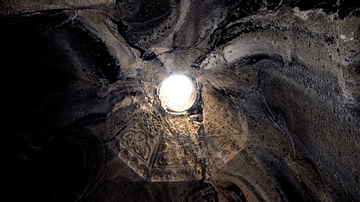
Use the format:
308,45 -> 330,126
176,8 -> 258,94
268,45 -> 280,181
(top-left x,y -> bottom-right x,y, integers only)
1,0 -> 360,201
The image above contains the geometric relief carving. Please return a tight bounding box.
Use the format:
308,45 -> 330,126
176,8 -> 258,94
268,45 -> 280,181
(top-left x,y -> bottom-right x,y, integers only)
109,108 -> 207,181
202,86 -> 248,172
108,81 -> 248,182
109,109 -> 203,182
109,110 -> 160,167
122,130 -> 151,160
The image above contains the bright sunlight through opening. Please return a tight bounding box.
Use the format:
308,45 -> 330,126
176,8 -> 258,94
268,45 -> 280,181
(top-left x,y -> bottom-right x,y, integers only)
159,74 -> 196,113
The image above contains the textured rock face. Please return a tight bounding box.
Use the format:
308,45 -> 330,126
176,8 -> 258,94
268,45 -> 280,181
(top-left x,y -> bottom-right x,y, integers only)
1,0 -> 360,201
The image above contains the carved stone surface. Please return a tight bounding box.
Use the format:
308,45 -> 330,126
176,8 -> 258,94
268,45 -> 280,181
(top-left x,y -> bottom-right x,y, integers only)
107,73 -> 248,181
1,0 -> 360,201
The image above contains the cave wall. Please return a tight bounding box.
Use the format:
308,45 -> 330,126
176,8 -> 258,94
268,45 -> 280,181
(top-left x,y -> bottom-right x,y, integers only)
1,0 -> 360,201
